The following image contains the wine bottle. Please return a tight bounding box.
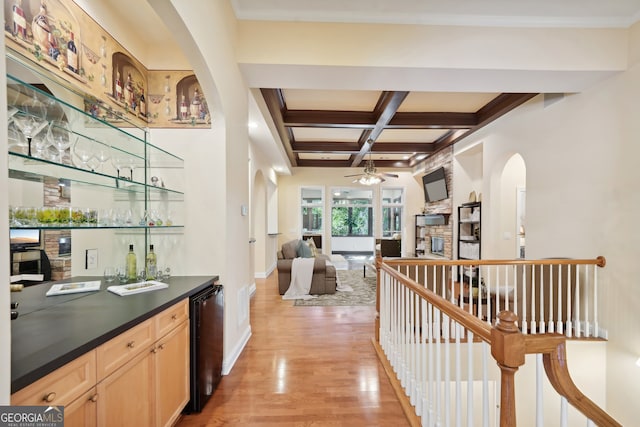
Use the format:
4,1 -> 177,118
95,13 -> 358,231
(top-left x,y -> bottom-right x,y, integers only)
115,71 -> 123,101
126,244 -> 137,282
145,244 -> 157,280
12,1 -> 27,40
180,95 -> 188,120
67,31 -> 78,73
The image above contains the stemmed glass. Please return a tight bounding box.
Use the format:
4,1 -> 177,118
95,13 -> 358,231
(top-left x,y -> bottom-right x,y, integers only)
7,122 -> 28,154
94,141 -> 111,173
72,138 -> 94,170
47,121 -> 75,164
12,112 -> 48,157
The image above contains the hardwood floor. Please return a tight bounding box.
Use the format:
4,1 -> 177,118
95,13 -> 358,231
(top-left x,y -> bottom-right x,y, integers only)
177,271 -> 409,426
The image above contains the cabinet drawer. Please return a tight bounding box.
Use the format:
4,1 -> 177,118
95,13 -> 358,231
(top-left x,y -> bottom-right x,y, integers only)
11,350 -> 96,406
155,299 -> 189,337
97,317 -> 155,380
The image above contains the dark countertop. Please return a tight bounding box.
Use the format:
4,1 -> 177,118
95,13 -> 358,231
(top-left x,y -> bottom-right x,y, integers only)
10,275 -> 218,393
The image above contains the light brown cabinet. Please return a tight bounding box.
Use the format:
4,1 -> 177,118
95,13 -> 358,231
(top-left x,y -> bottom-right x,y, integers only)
155,320 -> 190,427
11,299 -> 190,427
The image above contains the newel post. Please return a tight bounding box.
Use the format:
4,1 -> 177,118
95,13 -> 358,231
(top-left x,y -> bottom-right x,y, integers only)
491,311 -> 526,427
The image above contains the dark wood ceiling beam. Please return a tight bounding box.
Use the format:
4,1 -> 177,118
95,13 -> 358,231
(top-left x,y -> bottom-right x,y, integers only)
388,112 -> 477,129
283,110 -> 376,128
431,93 -> 537,153
371,142 -> 436,153
352,91 -> 409,166
291,141 -> 436,154
291,141 -> 361,152
260,88 -> 297,167
297,159 -> 354,167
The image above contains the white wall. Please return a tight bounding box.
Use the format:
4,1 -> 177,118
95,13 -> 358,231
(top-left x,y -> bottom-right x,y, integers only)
454,62 -> 640,425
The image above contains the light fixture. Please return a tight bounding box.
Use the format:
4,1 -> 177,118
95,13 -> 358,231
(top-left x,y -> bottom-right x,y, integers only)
357,175 -> 382,186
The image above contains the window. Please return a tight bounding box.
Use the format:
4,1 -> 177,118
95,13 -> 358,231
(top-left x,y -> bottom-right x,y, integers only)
381,188 -> 403,238
331,188 -> 373,237
301,187 -> 323,234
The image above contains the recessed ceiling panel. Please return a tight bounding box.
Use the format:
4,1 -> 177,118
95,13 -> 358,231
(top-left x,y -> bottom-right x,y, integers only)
283,89 -> 380,111
293,127 -> 363,141
377,128 -> 450,142
398,92 -> 498,113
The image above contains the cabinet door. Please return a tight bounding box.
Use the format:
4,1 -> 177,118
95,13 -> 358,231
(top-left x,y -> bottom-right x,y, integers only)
155,320 -> 190,427
96,347 -> 155,427
64,387 -> 98,427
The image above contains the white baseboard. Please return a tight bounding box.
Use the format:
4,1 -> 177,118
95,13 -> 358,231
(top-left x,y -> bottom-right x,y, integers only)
254,260 -> 277,279
222,323 -> 251,375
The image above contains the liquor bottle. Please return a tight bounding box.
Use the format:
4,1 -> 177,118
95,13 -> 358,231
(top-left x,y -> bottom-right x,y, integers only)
67,32 -> 78,73
126,244 -> 137,282
145,244 -> 157,280
12,1 -> 27,40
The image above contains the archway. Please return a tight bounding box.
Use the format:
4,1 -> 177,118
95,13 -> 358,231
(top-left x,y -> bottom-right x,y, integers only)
251,170 -> 268,280
494,153 -> 526,258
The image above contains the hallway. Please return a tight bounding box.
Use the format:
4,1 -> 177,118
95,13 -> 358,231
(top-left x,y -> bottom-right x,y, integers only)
177,271 -> 409,426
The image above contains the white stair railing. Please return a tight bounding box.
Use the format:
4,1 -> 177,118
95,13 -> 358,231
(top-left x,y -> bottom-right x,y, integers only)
374,256 -> 620,427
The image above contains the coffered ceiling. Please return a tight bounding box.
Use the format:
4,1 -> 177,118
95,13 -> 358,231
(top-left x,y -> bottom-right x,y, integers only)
260,88 -> 536,169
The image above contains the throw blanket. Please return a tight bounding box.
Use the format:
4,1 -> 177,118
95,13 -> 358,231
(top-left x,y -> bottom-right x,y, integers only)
282,257 -> 317,300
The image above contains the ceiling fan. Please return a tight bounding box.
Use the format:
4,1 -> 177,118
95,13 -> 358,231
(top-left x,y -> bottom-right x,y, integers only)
345,149 -> 399,185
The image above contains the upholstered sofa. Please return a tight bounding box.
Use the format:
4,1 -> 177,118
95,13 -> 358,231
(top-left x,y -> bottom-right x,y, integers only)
277,239 -> 337,295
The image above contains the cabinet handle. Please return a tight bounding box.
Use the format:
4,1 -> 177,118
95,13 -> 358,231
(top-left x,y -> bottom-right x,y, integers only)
43,392 -> 56,402
151,347 -> 157,354
89,394 -> 98,403
171,314 -> 178,320
158,343 -> 165,350
126,340 -> 135,348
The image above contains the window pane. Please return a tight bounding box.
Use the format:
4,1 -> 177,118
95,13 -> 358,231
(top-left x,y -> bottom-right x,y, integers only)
302,206 -> 322,233
382,188 -> 403,204
331,207 -> 349,236
382,206 -> 402,237
351,207 -> 371,236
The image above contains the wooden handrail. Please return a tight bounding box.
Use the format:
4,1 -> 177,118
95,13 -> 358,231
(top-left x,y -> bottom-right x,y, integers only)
383,256 -> 606,268
378,259 -> 492,343
491,311 -> 621,427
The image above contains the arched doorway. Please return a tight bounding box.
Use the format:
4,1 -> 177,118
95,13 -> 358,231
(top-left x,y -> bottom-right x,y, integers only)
251,170 -> 267,280
495,153 -> 526,258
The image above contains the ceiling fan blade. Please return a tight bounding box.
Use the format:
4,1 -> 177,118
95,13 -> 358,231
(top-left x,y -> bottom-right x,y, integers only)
344,173 -> 365,177
381,172 -> 399,178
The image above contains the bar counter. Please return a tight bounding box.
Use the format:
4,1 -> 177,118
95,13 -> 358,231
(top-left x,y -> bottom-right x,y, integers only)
10,275 -> 218,393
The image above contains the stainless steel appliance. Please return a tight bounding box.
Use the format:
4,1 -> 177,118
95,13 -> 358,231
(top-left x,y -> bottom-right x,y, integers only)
186,284 -> 224,412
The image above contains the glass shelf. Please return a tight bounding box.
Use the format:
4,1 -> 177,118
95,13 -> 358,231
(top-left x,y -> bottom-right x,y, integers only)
9,152 -> 184,200
10,225 -> 184,230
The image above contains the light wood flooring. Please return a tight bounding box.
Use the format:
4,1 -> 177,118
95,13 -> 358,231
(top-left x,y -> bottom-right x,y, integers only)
177,271 -> 409,426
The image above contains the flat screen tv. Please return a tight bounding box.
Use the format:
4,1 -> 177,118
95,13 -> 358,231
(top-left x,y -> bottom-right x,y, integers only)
422,167 -> 448,202
10,229 -> 41,251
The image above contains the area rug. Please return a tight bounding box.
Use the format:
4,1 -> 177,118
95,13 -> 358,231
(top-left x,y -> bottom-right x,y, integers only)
294,269 -> 376,306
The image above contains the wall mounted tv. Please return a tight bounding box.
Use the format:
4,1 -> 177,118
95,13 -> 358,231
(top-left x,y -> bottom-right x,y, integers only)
422,167 -> 449,202
10,229 -> 42,251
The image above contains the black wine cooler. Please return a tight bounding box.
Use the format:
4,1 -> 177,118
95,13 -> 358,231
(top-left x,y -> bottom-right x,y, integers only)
186,283 -> 224,413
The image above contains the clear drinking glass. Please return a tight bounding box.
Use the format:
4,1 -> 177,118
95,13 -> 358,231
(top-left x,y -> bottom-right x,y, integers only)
104,267 -> 116,283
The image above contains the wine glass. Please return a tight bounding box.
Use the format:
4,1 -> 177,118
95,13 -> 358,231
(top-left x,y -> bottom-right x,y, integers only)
12,112 -> 48,157
94,141 -> 111,172
72,138 -> 94,170
7,122 -> 28,155
47,121 -> 75,164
